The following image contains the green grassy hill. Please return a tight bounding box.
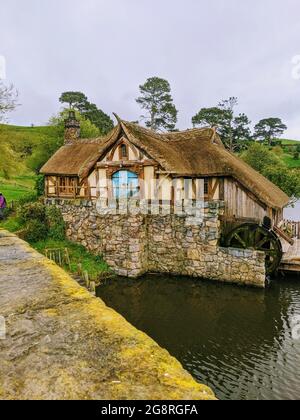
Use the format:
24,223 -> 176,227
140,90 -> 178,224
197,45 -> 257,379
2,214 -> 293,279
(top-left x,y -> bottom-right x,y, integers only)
0,124 -> 61,204
280,139 -> 300,145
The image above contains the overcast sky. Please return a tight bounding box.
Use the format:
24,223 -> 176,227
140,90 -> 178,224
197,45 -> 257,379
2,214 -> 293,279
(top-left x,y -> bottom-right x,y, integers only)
1,0 -> 300,138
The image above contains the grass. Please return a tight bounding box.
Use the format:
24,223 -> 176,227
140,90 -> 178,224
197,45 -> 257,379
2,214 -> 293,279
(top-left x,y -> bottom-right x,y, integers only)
281,154 -> 300,169
32,239 -> 110,279
1,213 -> 110,279
0,216 -> 22,232
0,174 -> 37,204
280,138 -> 300,145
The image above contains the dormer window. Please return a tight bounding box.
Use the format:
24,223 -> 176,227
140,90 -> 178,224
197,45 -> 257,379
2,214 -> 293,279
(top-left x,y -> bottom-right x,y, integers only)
120,144 -> 128,159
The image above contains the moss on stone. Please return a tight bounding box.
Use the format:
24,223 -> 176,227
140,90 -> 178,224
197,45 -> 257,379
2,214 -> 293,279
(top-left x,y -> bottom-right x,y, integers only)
0,229 -> 216,400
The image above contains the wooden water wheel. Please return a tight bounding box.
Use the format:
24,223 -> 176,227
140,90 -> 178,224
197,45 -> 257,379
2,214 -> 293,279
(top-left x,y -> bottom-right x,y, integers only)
225,223 -> 283,275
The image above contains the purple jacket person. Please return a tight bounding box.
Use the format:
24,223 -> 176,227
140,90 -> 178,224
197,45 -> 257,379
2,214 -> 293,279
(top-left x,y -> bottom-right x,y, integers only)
0,193 -> 7,220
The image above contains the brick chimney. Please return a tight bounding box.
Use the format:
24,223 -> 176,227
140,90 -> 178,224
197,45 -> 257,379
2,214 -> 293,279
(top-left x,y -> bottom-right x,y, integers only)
64,111 -> 80,144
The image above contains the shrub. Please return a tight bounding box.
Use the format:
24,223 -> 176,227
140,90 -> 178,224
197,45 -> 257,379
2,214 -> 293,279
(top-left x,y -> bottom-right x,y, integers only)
293,151 -> 299,160
35,175 -> 45,197
24,220 -> 48,243
46,206 -> 65,240
18,202 -> 47,225
13,202 -> 66,243
16,192 -> 37,207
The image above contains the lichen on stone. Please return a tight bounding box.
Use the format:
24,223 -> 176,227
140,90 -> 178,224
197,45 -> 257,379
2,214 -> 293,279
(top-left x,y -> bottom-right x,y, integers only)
0,229 -> 216,400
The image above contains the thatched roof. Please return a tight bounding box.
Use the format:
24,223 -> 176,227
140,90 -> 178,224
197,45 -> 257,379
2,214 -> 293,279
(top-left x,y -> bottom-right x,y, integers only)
40,125 -> 121,178
40,118 -> 289,209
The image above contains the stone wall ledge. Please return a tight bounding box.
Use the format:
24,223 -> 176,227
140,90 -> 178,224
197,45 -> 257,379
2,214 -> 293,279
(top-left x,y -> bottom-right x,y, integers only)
0,229 -> 215,400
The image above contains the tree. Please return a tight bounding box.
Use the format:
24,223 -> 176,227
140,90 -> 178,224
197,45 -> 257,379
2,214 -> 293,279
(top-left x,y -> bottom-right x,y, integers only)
136,77 -> 178,131
0,82 -> 20,177
254,118 -> 287,145
232,113 -> 252,150
0,82 -> 18,122
59,92 -> 87,110
59,91 -> 113,135
192,107 -> 227,129
241,142 -> 281,173
79,102 -> 114,135
192,97 -> 251,151
241,143 -> 300,198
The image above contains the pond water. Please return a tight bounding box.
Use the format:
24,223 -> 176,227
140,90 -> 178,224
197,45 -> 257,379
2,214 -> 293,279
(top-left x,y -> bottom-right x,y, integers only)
97,275 -> 300,400
284,201 -> 300,221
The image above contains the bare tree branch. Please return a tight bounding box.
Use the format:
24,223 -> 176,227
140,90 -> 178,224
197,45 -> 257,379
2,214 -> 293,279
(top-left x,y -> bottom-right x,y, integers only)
0,82 -> 19,122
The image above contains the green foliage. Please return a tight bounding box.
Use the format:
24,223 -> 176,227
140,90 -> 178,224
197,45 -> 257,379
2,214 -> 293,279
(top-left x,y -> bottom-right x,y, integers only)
192,97 -> 251,152
192,107 -> 226,128
272,145 -> 284,156
242,143 -> 300,198
59,91 -> 114,135
24,219 -> 48,243
59,92 -> 88,109
16,192 -> 38,207
46,206 -> 65,241
18,202 -> 47,225
136,77 -> 178,132
293,151 -> 300,160
17,202 -> 48,242
0,137 -> 23,177
35,174 -> 45,196
49,109 -> 100,138
263,165 -> 300,198
32,239 -> 110,277
17,202 -> 66,242
254,118 -> 287,145
0,215 -> 22,232
281,154 -> 300,168
241,143 -> 281,172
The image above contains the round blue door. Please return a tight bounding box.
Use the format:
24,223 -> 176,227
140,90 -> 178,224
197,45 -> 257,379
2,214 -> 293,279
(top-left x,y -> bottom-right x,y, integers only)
112,170 -> 139,199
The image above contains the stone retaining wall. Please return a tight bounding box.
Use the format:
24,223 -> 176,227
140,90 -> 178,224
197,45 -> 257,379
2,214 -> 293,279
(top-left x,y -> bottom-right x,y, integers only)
46,199 -> 266,288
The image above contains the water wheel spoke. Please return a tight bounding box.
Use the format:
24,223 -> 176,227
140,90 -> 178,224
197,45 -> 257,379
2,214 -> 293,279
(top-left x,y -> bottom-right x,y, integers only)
233,233 -> 247,248
256,236 -> 270,249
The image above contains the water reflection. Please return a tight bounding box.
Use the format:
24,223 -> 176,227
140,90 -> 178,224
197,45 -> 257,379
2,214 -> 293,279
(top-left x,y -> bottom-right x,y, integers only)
97,275 -> 300,400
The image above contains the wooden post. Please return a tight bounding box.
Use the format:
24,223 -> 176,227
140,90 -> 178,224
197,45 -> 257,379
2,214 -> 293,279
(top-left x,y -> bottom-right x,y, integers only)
77,263 -> 83,276
64,248 -> 71,271
89,280 -> 96,296
83,271 -> 90,289
58,250 -> 62,267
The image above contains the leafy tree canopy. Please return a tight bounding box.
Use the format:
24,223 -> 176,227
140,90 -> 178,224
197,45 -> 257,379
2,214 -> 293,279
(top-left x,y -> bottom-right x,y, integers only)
254,118 -> 287,145
59,91 -> 114,135
192,97 -> 251,152
59,92 -> 87,110
136,77 -> 178,132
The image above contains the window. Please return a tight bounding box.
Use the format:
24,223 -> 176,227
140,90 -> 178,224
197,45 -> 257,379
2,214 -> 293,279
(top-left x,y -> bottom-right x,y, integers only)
204,179 -> 209,196
58,177 -> 77,196
112,170 -> 139,199
120,144 -> 128,159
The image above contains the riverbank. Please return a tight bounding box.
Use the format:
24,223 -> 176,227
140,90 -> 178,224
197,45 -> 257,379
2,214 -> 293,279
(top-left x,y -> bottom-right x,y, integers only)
0,230 -> 215,400
97,274 -> 300,400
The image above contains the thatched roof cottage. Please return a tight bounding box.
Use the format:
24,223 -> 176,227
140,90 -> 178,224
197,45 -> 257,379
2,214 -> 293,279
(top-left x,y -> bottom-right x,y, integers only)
41,112 -> 289,224
40,112 -> 290,284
